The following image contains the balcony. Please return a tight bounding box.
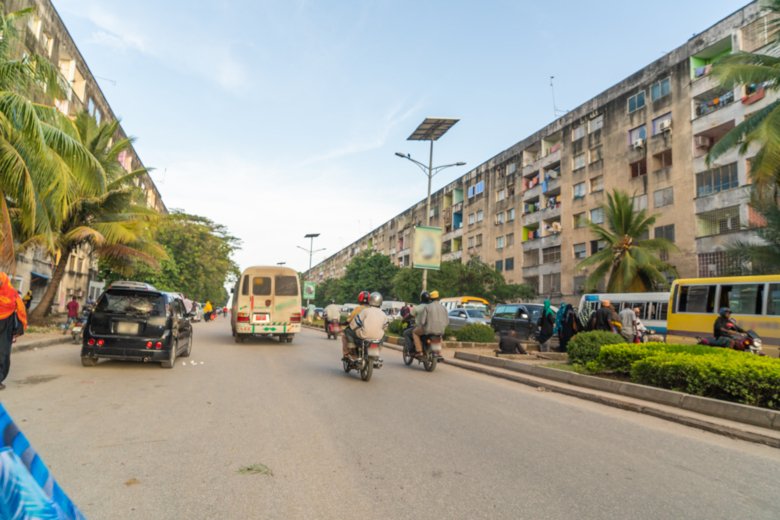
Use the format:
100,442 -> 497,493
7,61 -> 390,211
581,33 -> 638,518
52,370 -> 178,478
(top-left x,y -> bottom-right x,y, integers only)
692,90 -> 740,134
690,73 -> 717,98
522,264 -> 540,276
695,185 -> 750,214
443,227 -> 465,242
540,148 -> 562,169
540,233 -> 561,249
523,183 -> 541,200
522,240 -> 540,252
442,250 -> 463,262
522,210 -> 542,226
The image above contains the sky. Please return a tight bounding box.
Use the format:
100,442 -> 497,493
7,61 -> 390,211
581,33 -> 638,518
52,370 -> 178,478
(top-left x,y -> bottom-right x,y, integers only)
53,0 -> 748,273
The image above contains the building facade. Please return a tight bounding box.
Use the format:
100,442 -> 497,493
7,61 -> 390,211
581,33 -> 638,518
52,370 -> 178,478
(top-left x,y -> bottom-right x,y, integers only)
7,0 -> 166,312
307,1 -> 776,301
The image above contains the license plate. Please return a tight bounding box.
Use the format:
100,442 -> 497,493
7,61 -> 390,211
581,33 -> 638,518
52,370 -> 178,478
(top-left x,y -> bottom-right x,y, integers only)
253,313 -> 269,323
116,322 -> 139,335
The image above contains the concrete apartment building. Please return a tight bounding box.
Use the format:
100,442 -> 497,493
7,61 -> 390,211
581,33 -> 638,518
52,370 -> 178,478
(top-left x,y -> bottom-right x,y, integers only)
6,0 -> 166,312
307,1 -> 776,301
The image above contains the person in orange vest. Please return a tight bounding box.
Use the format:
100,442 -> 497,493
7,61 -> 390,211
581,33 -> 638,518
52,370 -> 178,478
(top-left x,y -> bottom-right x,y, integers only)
0,273 -> 27,390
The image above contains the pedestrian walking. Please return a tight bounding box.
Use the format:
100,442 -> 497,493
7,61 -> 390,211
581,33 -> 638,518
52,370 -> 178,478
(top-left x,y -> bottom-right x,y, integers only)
0,272 -> 27,390
63,296 -> 79,335
558,303 -> 579,352
537,299 -> 555,352
22,290 -> 32,310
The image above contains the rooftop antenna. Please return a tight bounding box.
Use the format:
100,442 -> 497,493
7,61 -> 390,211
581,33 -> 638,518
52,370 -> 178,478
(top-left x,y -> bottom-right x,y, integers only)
550,76 -> 568,117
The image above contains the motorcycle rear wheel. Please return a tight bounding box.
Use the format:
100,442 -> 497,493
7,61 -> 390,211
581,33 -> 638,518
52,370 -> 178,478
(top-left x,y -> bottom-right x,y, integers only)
342,359 -> 350,373
423,355 -> 437,372
360,359 -> 373,382
402,345 -> 414,366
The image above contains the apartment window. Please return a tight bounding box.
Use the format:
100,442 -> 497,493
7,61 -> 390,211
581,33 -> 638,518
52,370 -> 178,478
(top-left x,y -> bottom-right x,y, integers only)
468,213 -> 476,225
507,208 -> 515,222
573,182 -> 586,199
505,257 -> 515,271
475,181 -> 484,195
629,125 -> 647,144
475,234 -> 483,246
696,162 -> 739,197
590,208 -> 604,224
590,239 -> 608,254
543,246 -> 561,263
655,224 -> 675,243
590,176 -> 603,193
650,77 -> 671,101
696,206 -> 741,237
573,243 -> 587,259
496,188 -> 506,202
574,212 -> 588,228
543,273 -> 562,294
630,159 -> 648,178
654,187 -> 674,208
504,233 -> 514,248
572,125 -> 586,141
467,236 -> 475,248
589,146 -> 603,163
589,115 -> 604,133
573,152 -> 586,170
496,236 -> 505,250
495,211 -> 505,225
652,113 -> 672,135
476,209 -> 484,222
632,194 -> 648,211
574,275 -> 587,294
495,260 -> 503,272
628,91 -> 646,113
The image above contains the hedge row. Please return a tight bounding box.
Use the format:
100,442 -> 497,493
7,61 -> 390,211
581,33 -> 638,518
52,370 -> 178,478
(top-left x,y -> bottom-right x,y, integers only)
386,320 -> 491,342
566,331 -> 626,365
597,342 -> 742,375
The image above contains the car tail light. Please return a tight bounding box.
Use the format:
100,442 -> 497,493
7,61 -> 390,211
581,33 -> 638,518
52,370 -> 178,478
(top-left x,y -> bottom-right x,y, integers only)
155,342 -> 163,350
146,341 -> 153,349
237,312 -> 250,323
87,338 -> 96,346
290,313 -> 301,323
97,339 -> 105,347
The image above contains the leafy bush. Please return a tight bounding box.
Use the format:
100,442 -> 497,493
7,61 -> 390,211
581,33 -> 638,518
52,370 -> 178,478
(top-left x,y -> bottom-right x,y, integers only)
597,342 -> 740,375
387,319 -> 408,336
567,331 -> 625,365
454,324 -> 497,343
631,353 -> 780,409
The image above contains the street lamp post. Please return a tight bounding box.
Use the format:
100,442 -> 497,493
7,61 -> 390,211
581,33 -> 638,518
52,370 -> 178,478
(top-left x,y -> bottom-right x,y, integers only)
396,118 -> 465,292
297,233 -> 324,307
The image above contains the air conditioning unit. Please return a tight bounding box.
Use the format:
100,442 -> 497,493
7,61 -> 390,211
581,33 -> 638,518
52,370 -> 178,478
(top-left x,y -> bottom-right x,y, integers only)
658,119 -> 672,132
694,135 -> 712,149
632,138 -> 645,149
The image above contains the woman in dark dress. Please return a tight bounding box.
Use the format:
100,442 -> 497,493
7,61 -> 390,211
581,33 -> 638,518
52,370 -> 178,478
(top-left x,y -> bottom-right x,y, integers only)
0,272 -> 27,390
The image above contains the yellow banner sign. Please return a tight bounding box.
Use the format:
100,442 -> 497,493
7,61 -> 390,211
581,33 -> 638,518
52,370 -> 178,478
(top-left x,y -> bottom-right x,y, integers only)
413,226 -> 442,270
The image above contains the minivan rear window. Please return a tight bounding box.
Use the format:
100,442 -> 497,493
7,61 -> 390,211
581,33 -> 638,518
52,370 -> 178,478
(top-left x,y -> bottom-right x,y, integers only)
96,290 -> 166,316
252,277 -> 271,295
275,276 -> 298,296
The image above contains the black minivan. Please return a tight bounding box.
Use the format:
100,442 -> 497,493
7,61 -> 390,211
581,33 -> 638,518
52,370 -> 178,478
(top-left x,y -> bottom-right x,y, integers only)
81,281 -> 193,368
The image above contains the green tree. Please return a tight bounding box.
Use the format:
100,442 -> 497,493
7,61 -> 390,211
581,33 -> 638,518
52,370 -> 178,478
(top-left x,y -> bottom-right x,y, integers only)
336,251 -> 399,302
725,200 -> 780,273
28,112 -> 163,322
577,189 -> 677,292
103,211 -> 241,305
0,6 -> 103,270
709,0 -> 780,194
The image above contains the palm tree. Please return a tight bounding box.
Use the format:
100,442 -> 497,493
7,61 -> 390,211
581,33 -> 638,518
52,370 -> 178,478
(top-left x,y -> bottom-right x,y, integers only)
577,190 -> 677,292
0,6 -> 103,271
708,0 -> 780,195
27,112 -> 165,322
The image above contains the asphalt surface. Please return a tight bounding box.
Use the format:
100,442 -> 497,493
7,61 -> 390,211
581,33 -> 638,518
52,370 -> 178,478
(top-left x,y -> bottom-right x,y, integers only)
2,321 -> 779,519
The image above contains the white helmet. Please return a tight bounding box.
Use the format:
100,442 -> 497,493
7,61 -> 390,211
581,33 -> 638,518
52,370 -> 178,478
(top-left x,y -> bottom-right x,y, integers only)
368,292 -> 383,308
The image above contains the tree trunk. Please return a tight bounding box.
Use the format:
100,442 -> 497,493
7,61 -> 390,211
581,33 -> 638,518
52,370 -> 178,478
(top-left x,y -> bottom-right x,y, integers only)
28,247 -> 71,325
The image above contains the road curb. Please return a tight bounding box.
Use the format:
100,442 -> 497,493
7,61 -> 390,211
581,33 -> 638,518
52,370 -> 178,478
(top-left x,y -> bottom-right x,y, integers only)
14,337 -> 72,353
454,352 -> 780,431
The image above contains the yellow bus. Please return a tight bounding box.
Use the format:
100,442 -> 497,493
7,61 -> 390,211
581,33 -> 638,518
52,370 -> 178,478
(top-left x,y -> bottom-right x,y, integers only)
440,296 -> 489,313
230,266 -> 302,344
667,275 -> 780,357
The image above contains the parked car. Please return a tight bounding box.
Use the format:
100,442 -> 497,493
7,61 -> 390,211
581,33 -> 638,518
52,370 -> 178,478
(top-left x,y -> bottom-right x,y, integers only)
447,308 -> 490,331
490,303 -> 550,338
80,281 -> 194,369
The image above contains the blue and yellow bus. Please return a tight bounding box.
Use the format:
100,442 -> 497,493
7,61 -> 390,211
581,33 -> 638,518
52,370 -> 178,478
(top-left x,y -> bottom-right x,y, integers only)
667,275 -> 780,357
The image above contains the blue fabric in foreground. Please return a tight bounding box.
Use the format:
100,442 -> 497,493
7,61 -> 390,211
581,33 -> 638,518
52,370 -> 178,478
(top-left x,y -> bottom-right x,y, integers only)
0,404 -> 85,519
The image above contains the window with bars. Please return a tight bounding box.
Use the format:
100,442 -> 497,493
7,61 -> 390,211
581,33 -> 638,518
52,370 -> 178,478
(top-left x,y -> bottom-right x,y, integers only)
542,246 -> 561,263
696,162 -> 738,197
697,251 -> 744,277
696,206 -> 741,237
524,249 -> 539,267
653,187 -> 674,208
543,273 -> 562,294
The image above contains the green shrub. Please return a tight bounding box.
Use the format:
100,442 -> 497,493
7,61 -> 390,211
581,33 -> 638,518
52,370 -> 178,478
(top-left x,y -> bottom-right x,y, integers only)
597,342 -> 740,375
387,319 -> 408,336
454,324 -> 496,343
567,331 -> 625,366
631,353 -> 780,409
444,326 -> 456,340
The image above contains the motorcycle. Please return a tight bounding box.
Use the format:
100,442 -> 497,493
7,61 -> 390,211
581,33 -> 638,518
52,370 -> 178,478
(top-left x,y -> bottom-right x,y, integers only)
697,329 -> 764,355
402,323 -> 444,372
326,319 -> 340,340
342,338 -> 383,382
70,317 -> 86,345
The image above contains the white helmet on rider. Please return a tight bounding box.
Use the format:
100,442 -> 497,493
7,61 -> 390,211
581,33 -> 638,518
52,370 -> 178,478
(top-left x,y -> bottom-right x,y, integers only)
368,292 -> 383,308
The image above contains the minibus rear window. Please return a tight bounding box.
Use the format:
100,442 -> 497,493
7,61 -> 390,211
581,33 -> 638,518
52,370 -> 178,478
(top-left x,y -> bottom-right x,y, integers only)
252,277 -> 271,295
275,276 -> 298,296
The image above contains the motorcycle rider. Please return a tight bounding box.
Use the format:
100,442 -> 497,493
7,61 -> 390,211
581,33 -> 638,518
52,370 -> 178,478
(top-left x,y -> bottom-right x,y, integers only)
342,291 -> 370,360
353,292 -> 388,344
412,289 -> 448,358
713,307 -> 746,348
324,299 -> 341,333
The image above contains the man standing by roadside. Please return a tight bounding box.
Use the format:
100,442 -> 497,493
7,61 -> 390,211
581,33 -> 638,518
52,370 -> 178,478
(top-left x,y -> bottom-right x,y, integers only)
593,299 -> 620,333
619,305 -> 638,342
0,273 -> 27,390
63,296 -> 79,335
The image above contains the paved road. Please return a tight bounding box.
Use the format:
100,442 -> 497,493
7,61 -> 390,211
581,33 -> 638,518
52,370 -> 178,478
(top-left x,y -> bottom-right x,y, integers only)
2,322 -> 779,519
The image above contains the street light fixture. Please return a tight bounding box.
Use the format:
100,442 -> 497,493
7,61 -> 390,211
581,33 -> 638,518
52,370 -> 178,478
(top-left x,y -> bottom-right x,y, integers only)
298,233 -> 325,306
395,117 -> 465,291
